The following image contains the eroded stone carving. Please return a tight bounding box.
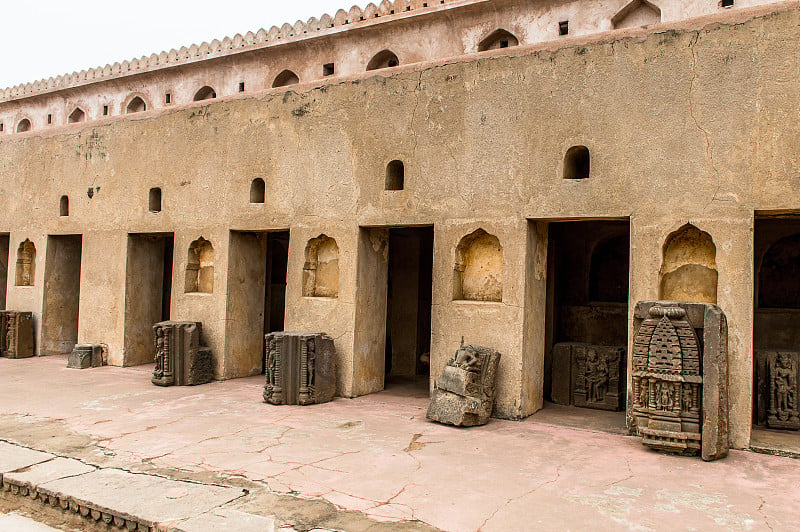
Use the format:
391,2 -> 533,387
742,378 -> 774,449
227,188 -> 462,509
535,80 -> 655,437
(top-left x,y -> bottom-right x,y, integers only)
263,332 -> 336,405
67,344 -> 106,369
756,351 -> 800,430
632,302 -> 728,461
551,343 -> 625,411
152,321 -> 213,386
0,311 -> 35,359
426,343 -> 500,427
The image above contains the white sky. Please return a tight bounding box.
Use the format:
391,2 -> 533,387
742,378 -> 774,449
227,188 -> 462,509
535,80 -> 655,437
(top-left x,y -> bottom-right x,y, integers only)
0,1 -> 353,88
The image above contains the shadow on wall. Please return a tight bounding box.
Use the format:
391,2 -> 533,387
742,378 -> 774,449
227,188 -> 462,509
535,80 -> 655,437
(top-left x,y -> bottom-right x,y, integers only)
659,224 -> 718,304
453,229 -> 503,302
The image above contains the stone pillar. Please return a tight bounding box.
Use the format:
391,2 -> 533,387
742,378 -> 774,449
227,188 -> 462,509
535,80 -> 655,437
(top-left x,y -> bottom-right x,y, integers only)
263,332 -> 336,406
0,311 -> 35,359
152,321 -> 213,386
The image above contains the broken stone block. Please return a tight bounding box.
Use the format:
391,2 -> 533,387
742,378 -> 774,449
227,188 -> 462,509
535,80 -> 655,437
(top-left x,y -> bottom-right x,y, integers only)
426,344 -> 500,427
551,343 -> 626,411
152,321 -> 213,386
0,311 -> 35,359
263,332 -> 336,405
631,301 -> 729,461
67,344 -> 106,369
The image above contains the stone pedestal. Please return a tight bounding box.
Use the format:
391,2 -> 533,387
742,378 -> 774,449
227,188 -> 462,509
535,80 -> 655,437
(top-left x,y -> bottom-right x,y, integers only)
0,311 -> 35,359
427,344 -> 500,427
631,302 -> 728,461
263,332 -> 336,405
551,343 -> 626,411
67,344 -> 106,369
755,351 -> 799,430
152,321 -> 213,386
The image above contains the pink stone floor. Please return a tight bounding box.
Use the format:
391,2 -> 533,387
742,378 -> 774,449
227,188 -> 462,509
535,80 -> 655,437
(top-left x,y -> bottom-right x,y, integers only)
1,355 -> 798,531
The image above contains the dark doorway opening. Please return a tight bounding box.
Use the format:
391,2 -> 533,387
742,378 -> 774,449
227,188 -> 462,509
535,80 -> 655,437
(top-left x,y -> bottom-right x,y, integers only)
264,231 -> 290,363
0,235 -> 8,309
384,227 -> 434,390
542,220 -> 630,427
124,233 -> 174,366
41,235 -> 83,356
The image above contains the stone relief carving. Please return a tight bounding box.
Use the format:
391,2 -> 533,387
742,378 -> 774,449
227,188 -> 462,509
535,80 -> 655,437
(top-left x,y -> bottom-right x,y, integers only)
263,332 -> 335,406
0,311 -> 35,359
552,343 -> 625,411
426,342 -> 501,427
756,351 -> 800,430
152,321 -> 213,387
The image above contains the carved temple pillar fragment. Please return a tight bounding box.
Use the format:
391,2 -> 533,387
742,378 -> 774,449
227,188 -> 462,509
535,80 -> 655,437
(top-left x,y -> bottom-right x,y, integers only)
551,343 -> 626,411
67,344 -> 107,369
755,351 -> 800,430
0,311 -> 35,359
152,321 -> 213,386
631,302 -> 728,461
263,332 -> 336,405
427,343 -> 501,427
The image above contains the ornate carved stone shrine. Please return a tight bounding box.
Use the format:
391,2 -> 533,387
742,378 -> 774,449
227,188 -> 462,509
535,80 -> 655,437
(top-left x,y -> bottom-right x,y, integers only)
152,321 -> 213,386
67,344 -> 107,369
427,343 -> 501,427
263,332 -> 336,405
0,311 -> 35,359
755,351 -> 800,430
631,302 -> 728,461
552,343 -> 626,411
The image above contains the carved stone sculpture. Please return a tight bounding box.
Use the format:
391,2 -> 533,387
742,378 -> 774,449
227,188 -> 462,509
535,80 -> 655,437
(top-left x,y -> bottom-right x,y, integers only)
0,311 -> 35,359
755,351 -> 800,430
263,332 -> 336,405
152,321 -> 213,386
631,302 -> 728,461
67,344 -> 106,369
426,343 -> 501,427
551,343 -> 625,411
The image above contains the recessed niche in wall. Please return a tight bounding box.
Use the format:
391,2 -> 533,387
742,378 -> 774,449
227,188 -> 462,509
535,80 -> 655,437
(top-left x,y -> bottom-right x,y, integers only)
660,224 -> 718,304
59,195 -> 69,217
367,50 -> 399,71
478,29 -> 519,51
273,70 -> 300,88
165,93 -> 172,104
185,238 -> 214,293
102,105 -> 109,116
323,63 -> 335,76
564,145 -> 591,179
758,233 -> 800,309
0,122 -> 4,132
612,0 -> 662,29
559,21 -> 570,36
68,107 -> 85,123
126,97 -> 146,113
149,187 -> 162,213
193,86 -> 217,101
16,118 -> 31,132
721,0 -> 734,7
385,160 -> 405,190
15,239 -> 35,286
47,114 -> 52,124
453,229 -> 503,302
250,178 -> 265,203
302,235 -> 339,298
238,82 -> 245,92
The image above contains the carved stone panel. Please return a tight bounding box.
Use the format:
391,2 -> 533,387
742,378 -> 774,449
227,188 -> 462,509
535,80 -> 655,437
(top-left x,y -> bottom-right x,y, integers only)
67,344 -> 106,369
0,311 -> 35,359
756,351 -> 800,430
631,302 -> 728,461
152,321 -> 213,386
551,343 -> 626,411
426,344 -> 501,427
263,332 -> 336,405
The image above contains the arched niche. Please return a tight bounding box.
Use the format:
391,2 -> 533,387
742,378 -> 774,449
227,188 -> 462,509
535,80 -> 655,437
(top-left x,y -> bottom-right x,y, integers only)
15,239 -> 36,286
660,224 -> 718,304
68,107 -> 86,123
185,238 -> 214,293
453,229 -> 503,302
564,145 -> 590,180
758,233 -> 800,309
272,70 -> 299,88
16,118 -> 31,132
478,29 -> 519,52
193,86 -> 217,101
59,195 -> 69,217
589,235 -> 630,302
302,235 -> 339,298
612,0 -> 661,30
385,160 -> 404,190
126,96 -> 147,114
149,187 -> 162,213
367,50 -> 399,71
250,178 -> 265,203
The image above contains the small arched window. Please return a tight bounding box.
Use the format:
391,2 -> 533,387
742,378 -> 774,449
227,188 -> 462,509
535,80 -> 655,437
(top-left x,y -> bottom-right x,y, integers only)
16,118 -> 31,132
126,97 -> 146,114
193,86 -> 217,101
149,187 -> 162,213
367,50 -> 399,71
564,146 -> 591,180
478,29 -> 519,52
385,160 -> 404,190
272,70 -> 300,88
59,196 -> 69,217
68,107 -> 86,123
250,178 -> 265,203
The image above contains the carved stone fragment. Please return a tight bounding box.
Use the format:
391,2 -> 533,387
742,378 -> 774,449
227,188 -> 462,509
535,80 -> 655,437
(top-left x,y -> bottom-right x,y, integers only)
426,344 -> 500,427
67,344 -> 106,369
263,332 -> 336,405
551,343 -> 626,411
152,321 -> 213,386
756,351 -> 800,430
631,301 -> 728,461
0,311 -> 35,359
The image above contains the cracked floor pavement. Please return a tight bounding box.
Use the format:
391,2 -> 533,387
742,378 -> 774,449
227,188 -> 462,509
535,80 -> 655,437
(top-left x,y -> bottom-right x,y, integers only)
0,355 -> 798,531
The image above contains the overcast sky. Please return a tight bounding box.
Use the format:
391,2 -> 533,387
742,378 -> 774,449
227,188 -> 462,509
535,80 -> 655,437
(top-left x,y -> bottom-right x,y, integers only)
0,0 -> 352,88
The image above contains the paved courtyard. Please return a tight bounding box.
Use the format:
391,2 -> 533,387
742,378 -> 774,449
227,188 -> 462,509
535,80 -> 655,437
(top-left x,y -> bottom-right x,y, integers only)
0,355 -> 798,531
